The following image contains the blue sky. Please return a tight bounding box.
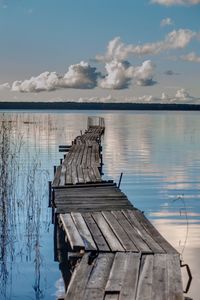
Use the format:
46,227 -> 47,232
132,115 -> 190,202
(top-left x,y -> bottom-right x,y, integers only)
0,0 -> 200,102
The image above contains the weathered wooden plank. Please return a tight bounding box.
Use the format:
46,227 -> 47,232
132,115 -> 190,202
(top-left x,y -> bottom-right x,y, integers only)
83,253 -> 114,300
92,166 -> 102,181
56,200 -> 128,205
55,190 -> 124,197
55,201 -> 130,207
167,254 -> 183,300
92,212 -> 124,251
56,205 -> 134,214
86,145 -> 92,167
88,166 -> 97,182
82,167 -> 91,183
102,211 -> 138,251
119,253 -> 141,300
71,212 -> 97,251
106,253 -> 129,292
76,144 -> 84,166
71,167 -> 78,184
65,253 -> 93,300
133,209 -> 178,254
136,254 -> 154,300
91,144 -> 96,167
54,188 -> 125,196
55,193 -> 128,199
62,144 -> 75,165
60,214 -> 85,251
152,254 -> 168,300
112,211 -> 151,253
55,195 -> 128,200
66,165 -> 72,185
123,210 -> 164,254
82,213 -> 110,252
81,144 -> 88,168
66,144 -> 77,166
77,165 -> 85,183
59,164 -> 66,186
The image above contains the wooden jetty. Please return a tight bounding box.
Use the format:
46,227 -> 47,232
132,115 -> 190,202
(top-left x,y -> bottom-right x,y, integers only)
51,116 -> 188,300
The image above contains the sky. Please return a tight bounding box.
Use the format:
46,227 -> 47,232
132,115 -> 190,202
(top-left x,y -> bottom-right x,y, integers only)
0,0 -> 200,103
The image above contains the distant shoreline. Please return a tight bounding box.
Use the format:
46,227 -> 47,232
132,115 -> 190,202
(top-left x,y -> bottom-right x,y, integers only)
0,102 -> 200,111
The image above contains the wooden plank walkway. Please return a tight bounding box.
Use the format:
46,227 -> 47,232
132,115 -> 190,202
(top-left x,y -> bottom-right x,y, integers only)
51,116 -> 185,300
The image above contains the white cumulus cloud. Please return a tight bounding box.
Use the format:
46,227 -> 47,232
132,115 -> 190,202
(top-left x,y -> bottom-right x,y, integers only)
160,18 -> 174,27
61,61 -> 99,89
100,60 -> 132,89
133,60 -> 156,86
161,92 -> 170,101
175,88 -> 190,100
181,52 -> 200,62
12,61 -> 100,93
12,72 -> 61,92
100,60 -> 156,89
151,0 -> 200,6
96,29 -> 198,62
0,82 -> 10,90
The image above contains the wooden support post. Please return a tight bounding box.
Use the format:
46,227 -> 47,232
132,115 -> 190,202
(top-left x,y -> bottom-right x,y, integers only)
118,172 -> 123,188
54,165 -> 57,175
54,214 -> 58,262
48,181 -> 52,207
52,206 -> 55,224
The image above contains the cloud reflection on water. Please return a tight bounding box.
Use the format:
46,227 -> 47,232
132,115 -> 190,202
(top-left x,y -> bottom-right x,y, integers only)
0,111 -> 199,299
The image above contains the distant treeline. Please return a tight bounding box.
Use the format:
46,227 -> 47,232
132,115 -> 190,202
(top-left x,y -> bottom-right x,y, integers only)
0,102 -> 200,110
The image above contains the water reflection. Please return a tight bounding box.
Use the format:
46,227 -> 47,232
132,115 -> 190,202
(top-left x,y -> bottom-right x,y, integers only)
0,111 -> 199,300
0,114 -> 52,299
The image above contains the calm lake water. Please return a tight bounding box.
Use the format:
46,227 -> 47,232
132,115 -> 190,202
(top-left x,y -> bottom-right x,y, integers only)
0,110 -> 199,300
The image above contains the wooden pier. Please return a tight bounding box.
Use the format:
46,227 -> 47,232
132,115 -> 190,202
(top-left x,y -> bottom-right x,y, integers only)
51,116 -> 186,300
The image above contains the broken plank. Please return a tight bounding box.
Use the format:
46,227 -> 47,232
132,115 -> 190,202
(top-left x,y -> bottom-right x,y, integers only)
71,212 -> 97,251
60,214 -> 85,251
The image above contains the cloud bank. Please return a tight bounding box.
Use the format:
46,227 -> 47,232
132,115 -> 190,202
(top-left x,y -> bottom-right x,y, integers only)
100,60 -> 156,89
77,88 -> 197,104
96,29 -> 198,62
12,61 -> 100,92
152,0 -> 200,5
7,29 -> 199,94
11,59 -> 156,92
0,83 -> 10,90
